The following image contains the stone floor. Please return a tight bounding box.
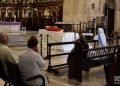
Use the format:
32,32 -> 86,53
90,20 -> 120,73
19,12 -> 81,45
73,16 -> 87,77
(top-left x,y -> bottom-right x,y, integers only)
0,31 -> 107,86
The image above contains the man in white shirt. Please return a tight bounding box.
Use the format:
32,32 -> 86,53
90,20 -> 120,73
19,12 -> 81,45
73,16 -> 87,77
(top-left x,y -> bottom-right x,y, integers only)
18,36 -> 47,86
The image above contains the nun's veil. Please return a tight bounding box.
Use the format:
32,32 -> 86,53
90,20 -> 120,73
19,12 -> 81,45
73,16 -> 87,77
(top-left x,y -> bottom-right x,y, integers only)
75,35 -> 89,50
97,28 -> 107,47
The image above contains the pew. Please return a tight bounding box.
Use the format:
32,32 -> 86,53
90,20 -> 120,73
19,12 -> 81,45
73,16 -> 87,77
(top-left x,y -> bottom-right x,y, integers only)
68,45 -> 119,83
47,41 -> 75,74
46,39 -> 96,74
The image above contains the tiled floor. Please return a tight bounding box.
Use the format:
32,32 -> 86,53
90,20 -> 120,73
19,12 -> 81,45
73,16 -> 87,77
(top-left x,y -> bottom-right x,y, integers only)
0,31 -> 107,86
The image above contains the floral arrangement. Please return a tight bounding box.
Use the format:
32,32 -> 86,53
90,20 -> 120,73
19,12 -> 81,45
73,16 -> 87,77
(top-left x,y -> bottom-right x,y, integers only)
46,26 -> 62,32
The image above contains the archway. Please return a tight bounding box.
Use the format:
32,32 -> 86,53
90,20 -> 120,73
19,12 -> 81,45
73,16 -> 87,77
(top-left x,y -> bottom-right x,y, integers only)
104,0 -> 116,37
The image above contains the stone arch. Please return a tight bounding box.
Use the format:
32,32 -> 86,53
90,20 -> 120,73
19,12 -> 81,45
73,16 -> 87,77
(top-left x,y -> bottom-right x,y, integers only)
104,0 -> 117,15
105,0 -> 116,9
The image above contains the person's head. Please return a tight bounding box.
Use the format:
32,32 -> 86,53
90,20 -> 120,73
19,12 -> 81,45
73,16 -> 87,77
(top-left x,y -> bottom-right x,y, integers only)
0,32 -> 8,45
80,35 -> 86,42
97,28 -> 107,47
98,28 -> 104,34
75,35 -> 88,50
27,36 -> 38,51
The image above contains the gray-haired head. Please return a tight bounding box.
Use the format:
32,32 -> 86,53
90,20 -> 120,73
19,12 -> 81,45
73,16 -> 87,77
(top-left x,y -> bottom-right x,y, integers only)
0,32 -> 8,45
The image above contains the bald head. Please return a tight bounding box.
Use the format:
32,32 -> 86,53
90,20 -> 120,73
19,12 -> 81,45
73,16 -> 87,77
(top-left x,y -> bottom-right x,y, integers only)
0,32 -> 8,45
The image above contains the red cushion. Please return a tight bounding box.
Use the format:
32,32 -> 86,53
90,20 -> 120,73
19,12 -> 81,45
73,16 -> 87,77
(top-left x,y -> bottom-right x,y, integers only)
46,26 -> 61,32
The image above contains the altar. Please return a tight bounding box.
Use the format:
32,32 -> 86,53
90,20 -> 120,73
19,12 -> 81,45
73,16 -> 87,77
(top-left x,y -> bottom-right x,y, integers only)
0,22 -> 21,33
38,29 -> 79,51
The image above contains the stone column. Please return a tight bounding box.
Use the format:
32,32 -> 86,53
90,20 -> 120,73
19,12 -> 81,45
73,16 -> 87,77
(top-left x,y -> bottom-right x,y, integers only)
114,9 -> 120,31
114,0 -> 120,31
0,9 -> 1,21
99,0 -> 106,16
63,0 -> 74,22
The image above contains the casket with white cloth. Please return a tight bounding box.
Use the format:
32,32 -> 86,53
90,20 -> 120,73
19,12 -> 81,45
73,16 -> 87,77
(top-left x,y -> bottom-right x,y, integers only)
38,29 -> 79,51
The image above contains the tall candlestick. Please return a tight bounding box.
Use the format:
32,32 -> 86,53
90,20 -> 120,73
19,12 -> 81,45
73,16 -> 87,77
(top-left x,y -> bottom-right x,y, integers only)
14,14 -> 16,22
5,9 -> 8,18
18,10 -> 19,18
0,9 -> 1,18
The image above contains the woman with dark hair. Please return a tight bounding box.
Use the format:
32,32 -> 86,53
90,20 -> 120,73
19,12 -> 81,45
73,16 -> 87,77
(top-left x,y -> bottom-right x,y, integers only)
27,36 -> 39,52
18,35 -> 48,86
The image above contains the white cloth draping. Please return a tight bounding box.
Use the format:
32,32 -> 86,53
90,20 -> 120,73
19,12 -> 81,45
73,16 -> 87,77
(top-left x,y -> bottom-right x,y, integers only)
0,22 -> 21,33
93,28 -> 107,47
38,29 -> 79,51
82,33 -> 93,36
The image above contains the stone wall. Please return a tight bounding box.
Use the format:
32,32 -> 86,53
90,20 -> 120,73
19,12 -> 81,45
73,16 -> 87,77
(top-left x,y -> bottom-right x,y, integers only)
63,0 -> 104,23
63,0 -> 120,32
63,0 -> 73,23
114,0 -> 120,31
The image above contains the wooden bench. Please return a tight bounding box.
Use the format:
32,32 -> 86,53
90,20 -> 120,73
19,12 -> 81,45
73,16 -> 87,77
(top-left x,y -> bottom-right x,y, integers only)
47,40 -> 96,74
68,45 -> 120,82
82,45 -> 119,68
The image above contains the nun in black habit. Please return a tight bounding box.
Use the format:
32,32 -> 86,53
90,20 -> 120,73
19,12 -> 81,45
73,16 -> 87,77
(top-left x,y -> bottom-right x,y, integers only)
67,35 -> 89,82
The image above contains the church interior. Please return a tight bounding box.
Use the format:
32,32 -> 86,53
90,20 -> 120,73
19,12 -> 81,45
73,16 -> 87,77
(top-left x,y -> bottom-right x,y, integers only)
0,0 -> 120,86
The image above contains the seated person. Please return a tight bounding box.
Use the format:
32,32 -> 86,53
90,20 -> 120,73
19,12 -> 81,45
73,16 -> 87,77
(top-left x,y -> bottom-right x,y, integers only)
0,32 -> 18,79
67,35 -> 89,82
0,32 -> 18,63
18,36 -> 48,86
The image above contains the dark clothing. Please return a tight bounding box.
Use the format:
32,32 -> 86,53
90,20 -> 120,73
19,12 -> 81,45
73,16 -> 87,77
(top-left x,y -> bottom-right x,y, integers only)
67,38 -> 89,82
104,48 -> 120,86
